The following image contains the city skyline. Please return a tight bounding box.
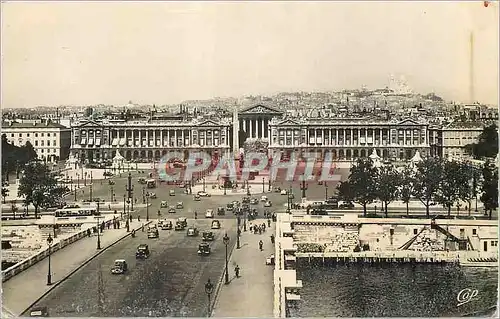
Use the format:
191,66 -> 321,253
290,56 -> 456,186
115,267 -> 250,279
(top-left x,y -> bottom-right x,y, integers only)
1,1 -> 498,109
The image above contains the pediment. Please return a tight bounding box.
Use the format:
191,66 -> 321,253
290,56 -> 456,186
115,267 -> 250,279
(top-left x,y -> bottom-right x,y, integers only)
240,104 -> 283,115
397,118 -> 420,126
277,119 -> 301,126
198,119 -> 220,126
77,120 -> 101,128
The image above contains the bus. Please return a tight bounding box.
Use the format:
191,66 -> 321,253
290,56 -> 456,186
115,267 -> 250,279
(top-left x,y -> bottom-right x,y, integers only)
54,207 -> 99,217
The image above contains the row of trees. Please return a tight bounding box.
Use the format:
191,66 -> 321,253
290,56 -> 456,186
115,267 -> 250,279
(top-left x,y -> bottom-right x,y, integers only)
336,157 -> 498,219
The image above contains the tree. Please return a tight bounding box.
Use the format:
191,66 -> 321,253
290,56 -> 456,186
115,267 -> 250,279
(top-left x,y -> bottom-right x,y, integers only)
413,157 -> 443,218
1,187 -> 9,204
347,158 -> 378,216
375,166 -> 400,217
1,135 -> 38,180
465,124 -> 499,159
22,141 -> 38,162
18,161 -> 68,218
399,167 -> 415,216
480,161 -> 498,220
336,180 -> 354,203
435,160 -> 469,216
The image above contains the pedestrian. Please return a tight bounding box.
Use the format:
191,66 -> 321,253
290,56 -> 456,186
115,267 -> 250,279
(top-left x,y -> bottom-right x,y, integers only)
258,226 -> 262,234
249,225 -> 253,232
129,215 -> 132,223
270,234 -> 275,244
259,240 -> 263,251
117,221 -> 120,229
234,264 -> 240,278
87,228 -> 91,237
267,219 -> 271,227
195,211 -> 198,219
142,224 -> 145,232
157,210 -> 161,217
138,215 -> 141,222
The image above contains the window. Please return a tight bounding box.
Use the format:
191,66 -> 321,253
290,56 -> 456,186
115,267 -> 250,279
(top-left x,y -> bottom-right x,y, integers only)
41,149 -> 44,153
35,133 -> 38,137
41,133 -> 44,137
414,229 -> 418,235
19,133 -> 22,137
41,141 -> 44,146
472,229 -> 477,235
47,133 -> 50,137
35,141 -> 38,146
27,133 -> 30,137
11,133 -> 14,137
53,140 -> 57,146
47,141 -> 50,146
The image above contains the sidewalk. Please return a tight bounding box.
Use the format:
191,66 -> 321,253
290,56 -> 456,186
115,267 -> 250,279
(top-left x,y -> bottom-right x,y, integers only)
1,219 -> 150,316
211,224 -> 275,317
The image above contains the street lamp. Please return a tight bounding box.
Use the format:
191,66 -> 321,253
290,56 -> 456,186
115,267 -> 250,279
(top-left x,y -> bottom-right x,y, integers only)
203,178 -> 206,192
76,173 -> 80,188
89,183 -> 93,202
46,234 -> 53,285
262,177 -> 265,193
122,194 -> 126,220
142,186 -> 146,204
324,182 -> 328,201
84,172 -> 87,186
126,199 -> 131,231
204,278 -> 214,317
246,181 -> 250,196
223,233 -> 230,284
96,214 -> 103,250
90,171 -> 93,184
146,193 -> 150,222
243,209 -> 247,232
236,227 -> 241,249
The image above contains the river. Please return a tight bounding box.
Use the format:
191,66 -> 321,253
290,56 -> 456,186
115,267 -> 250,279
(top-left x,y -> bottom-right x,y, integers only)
290,262 -> 498,317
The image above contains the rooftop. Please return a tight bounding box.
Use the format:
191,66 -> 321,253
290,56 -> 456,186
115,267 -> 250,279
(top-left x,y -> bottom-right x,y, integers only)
2,121 -> 68,130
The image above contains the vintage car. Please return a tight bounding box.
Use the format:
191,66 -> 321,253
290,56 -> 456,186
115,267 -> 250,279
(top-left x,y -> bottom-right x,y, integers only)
211,220 -> 221,229
160,220 -> 173,230
217,207 -> 225,215
108,180 -> 115,185
177,217 -> 188,227
260,195 -> 268,202
174,222 -> 185,231
280,189 -> 288,195
266,254 -> 275,266
205,209 -> 214,218
136,244 -> 150,259
197,242 -> 211,256
202,231 -> 215,241
250,198 -> 259,205
197,191 -> 211,197
186,227 -> 199,237
194,194 -> 201,201
147,227 -> 159,239
168,206 -> 176,214
169,189 -> 175,196
111,259 -> 128,274
138,177 -> 146,184
147,192 -> 157,199
264,201 -> 272,207
242,197 -> 250,204
226,203 -> 234,212
160,200 -> 168,208
176,201 -> 184,209
29,307 -> 49,317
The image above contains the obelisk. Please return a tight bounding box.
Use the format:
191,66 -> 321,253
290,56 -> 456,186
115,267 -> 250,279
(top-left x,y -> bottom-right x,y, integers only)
232,100 -> 240,159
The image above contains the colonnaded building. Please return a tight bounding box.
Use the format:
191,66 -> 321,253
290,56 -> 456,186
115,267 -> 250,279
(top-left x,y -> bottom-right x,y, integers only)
69,104 -> 484,163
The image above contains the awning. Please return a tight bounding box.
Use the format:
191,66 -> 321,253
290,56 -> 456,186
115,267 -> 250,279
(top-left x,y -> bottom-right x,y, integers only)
95,138 -> 101,146
111,138 -> 118,146
88,138 -> 94,145
119,138 -> 126,146
80,138 -> 87,145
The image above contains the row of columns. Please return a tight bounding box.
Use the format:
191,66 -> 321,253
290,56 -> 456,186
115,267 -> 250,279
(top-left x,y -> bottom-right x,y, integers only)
240,118 -> 270,139
76,147 -> 231,161
272,128 -> 427,147
273,148 -> 428,160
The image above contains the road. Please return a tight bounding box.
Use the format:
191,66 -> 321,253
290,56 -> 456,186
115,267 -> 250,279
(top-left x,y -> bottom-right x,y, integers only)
25,219 -> 238,317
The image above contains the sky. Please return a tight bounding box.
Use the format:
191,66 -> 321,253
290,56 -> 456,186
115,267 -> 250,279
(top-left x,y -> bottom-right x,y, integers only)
1,1 -> 498,108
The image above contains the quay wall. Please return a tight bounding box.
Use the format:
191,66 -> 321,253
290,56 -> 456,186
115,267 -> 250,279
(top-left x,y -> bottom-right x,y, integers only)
291,214 -> 498,254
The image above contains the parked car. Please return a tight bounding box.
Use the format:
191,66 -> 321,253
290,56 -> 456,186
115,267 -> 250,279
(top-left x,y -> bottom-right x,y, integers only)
250,198 -> 259,205
176,202 -> 184,209
217,207 -> 225,215
280,189 -> 288,195
242,197 -> 250,204
138,178 -> 146,184
197,242 -> 211,256
111,259 -> 128,274
177,217 -> 188,227
211,220 -> 221,229
147,192 -> 157,199
147,226 -> 159,238
174,222 -> 185,231
260,195 -> 268,202
205,209 -> 214,218
264,201 -> 272,207
194,194 -> 201,201
187,227 -> 199,237
168,206 -> 176,214
169,189 -> 175,196
197,191 -> 211,197
202,231 -> 215,241
29,306 -> 49,317
136,244 -> 150,259
160,220 -> 173,230
160,200 -> 168,208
